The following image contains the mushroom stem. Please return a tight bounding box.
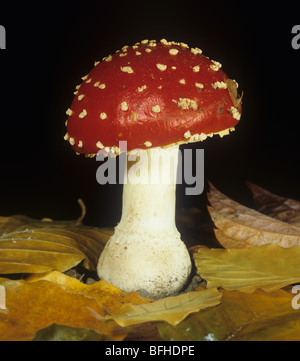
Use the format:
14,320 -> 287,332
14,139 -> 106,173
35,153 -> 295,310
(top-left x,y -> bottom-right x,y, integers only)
97,145 -> 192,299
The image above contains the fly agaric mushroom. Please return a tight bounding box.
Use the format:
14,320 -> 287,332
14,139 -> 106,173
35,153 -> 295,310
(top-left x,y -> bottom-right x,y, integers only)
65,39 -> 242,299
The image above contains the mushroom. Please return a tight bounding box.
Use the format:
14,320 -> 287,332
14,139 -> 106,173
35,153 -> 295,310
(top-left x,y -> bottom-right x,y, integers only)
65,39 -> 242,299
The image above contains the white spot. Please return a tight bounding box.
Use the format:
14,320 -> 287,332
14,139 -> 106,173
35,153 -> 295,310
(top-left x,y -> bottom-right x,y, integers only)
99,83 -> 106,89
210,60 -> 222,71
86,78 -> 92,84
64,133 -> 69,140
169,48 -> 179,55
78,94 -> 85,101
100,112 -> 107,119
121,66 -> 134,74
171,66 -> 176,70
119,52 -> 127,57
78,140 -> 83,148
156,63 -> 167,71
141,39 -> 149,44
157,85 -> 162,89
121,101 -> 129,111
145,48 -> 152,53
94,81 -> 100,87
184,130 -> 191,139
178,98 -> 198,110
152,105 -> 161,113
136,51 -> 142,55
193,65 -> 200,72
138,85 -> 147,92
79,109 -> 87,119
195,82 -> 204,89
229,106 -> 241,120
160,38 -> 171,45
191,47 -> 202,55
96,141 -> 104,149
179,79 -> 186,84
212,81 -> 227,89
66,108 -> 73,116
180,42 -> 189,49
94,60 -> 100,66
104,55 -> 112,62
81,75 -> 88,80
149,41 -> 157,47
204,333 -> 217,341
69,137 -> 75,145
144,141 -> 152,147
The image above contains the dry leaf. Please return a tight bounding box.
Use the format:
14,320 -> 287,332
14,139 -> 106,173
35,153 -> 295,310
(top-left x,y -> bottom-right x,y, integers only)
207,183 -> 300,248
107,287 -> 221,327
194,244 -> 300,292
0,279 -> 127,341
33,324 -> 112,341
0,204 -> 113,274
247,182 -> 300,227
27,271 -> 152,315
156,289 -> 300,341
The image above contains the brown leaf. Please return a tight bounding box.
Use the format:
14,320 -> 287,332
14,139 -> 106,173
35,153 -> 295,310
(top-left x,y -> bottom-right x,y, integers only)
247,182 -> 300,227
0,206 -> 112,274
27,271 -> 152,315
156,289 -> 300,341
0,279 -> 127,341
207,183 -> 300,248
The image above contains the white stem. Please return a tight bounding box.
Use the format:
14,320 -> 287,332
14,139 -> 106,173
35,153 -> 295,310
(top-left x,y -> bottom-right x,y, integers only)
97,145 -> 192,299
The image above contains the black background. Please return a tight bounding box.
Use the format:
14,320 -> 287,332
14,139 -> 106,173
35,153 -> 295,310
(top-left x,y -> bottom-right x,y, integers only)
0,0 -> 299,229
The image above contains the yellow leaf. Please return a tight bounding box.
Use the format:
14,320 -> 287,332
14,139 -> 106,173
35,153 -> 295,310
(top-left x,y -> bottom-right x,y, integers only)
207,183 -> 300,248
108,287 -> 221,327
0,279 -> 127,341
27,270 -> 152,314
157,289 -> 300,341
194,244 -> 300,292
0,212 -> 112,274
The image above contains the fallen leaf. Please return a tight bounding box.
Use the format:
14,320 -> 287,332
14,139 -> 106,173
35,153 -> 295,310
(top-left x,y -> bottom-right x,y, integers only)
0,201 -> 113,274
194,244 -> 300,292
27,270 -> 152,315
156,289 -> 300,341
247,182 -> 300,227
207,183 -> 300,248
107,287 -> 221,327
0,279 -> 127,341
33,324 -> 113,341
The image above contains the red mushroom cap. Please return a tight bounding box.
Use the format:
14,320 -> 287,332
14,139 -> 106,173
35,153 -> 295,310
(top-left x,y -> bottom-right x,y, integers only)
65,39 -> 242,155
